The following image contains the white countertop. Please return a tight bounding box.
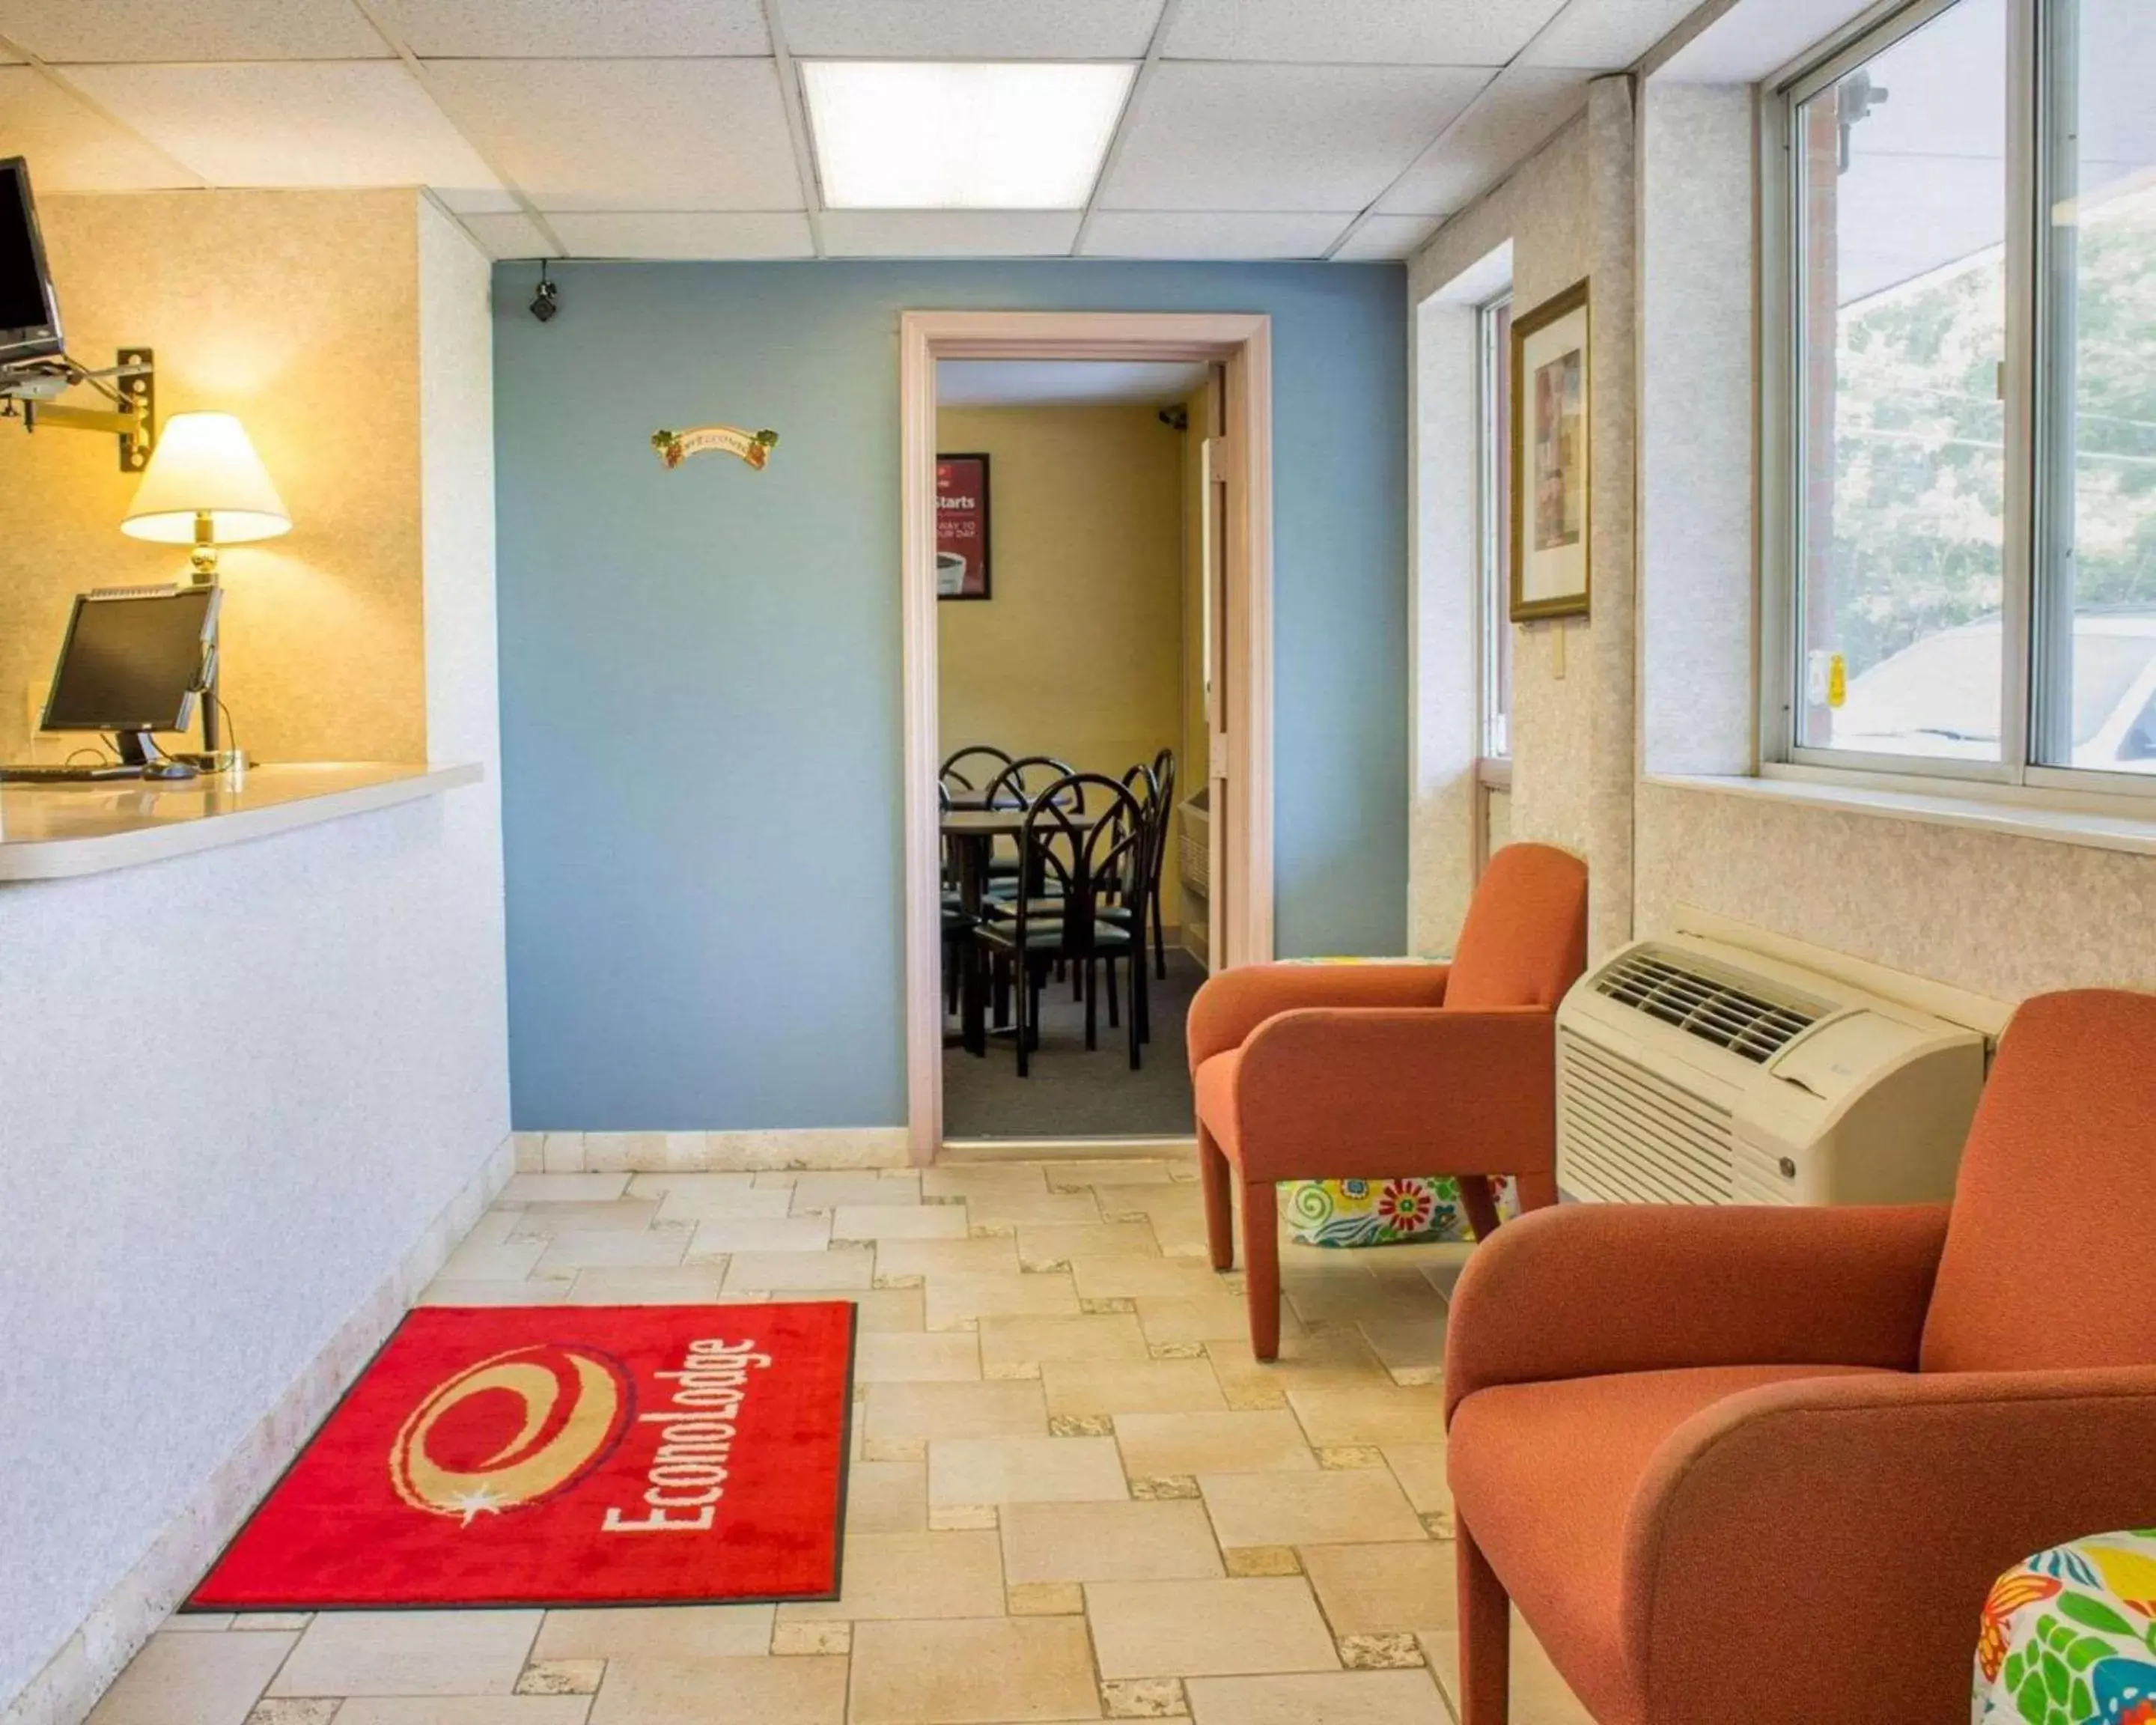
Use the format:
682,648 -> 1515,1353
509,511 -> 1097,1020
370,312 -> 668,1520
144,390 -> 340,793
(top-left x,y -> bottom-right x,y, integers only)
0,761 -> 484,881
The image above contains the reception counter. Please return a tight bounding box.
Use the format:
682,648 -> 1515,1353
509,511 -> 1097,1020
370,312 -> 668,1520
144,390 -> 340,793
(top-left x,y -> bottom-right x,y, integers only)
1,752 -> 511,1723
0,761 -> 484,880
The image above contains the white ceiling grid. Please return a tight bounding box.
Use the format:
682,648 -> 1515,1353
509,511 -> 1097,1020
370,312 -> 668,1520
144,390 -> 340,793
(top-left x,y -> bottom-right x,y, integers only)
0,0 -> 1707,263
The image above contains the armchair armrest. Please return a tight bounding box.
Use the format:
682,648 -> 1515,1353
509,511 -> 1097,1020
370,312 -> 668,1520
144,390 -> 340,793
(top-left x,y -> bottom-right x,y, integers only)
1225,1006 -> 1553,1182
1620,1364 -> 2156,1725
1443,1202 -> 1952,1420
1187,961 -> 1450,1068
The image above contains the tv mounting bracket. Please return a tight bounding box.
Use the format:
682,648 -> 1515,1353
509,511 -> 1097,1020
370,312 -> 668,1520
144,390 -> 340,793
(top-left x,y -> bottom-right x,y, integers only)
0,346 -> 156,471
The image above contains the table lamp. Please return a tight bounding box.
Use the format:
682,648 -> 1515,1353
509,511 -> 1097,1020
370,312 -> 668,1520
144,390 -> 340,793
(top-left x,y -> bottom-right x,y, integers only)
120,411 -> 290,770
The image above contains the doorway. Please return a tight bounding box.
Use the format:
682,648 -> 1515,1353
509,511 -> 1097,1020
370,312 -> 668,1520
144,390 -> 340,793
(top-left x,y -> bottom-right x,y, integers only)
899,311 -> 1275,1161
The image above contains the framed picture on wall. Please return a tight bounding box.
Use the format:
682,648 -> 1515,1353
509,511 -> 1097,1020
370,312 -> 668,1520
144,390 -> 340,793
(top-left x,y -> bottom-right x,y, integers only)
936,453 -> 991,600
1510,279 -> 1591,622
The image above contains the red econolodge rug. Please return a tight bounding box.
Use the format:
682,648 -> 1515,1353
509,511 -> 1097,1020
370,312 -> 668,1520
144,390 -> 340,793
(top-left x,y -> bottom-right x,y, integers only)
189,1302 -> 856,1610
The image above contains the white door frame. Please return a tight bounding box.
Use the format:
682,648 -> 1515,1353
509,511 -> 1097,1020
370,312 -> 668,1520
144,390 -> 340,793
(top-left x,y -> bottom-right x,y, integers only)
899,309 -> 1276,1163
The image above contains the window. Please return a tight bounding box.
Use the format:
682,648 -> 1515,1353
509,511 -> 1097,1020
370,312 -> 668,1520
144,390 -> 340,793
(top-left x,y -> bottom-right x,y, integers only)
1479,292 -> 1514,761
2034,0 -> 2156,773
1770,0 -> 2156,786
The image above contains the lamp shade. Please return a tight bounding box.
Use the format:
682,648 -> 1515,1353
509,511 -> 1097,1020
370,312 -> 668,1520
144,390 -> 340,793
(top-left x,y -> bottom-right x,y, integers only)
122,411 -> 290,547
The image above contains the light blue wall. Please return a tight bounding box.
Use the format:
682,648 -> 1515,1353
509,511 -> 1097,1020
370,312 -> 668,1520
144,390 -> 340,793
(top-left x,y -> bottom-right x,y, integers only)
494,260 -> 1407,1131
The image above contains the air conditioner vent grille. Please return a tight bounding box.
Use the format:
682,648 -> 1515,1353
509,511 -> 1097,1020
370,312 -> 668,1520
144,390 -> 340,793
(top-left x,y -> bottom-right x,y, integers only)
1559,1032 -> 1735,1205
1593,951 -> 1822,1063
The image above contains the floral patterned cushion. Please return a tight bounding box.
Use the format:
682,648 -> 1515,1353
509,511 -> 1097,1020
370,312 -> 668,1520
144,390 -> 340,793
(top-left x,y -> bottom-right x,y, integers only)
1285,1175 -> 1518,1247
1976,1533 -> 2156,1724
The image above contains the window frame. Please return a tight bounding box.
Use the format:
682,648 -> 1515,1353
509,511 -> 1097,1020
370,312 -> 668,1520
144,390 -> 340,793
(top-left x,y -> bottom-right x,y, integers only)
1477,289 -> 1514,764
1758,0 -> 2155,799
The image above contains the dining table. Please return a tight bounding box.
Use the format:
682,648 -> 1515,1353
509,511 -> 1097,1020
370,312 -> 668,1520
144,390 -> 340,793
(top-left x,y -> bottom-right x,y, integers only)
941,803 -> 1106,1054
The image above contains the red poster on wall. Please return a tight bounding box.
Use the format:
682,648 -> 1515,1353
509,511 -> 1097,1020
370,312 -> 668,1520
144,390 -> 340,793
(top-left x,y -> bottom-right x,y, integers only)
936,454 -> 991,600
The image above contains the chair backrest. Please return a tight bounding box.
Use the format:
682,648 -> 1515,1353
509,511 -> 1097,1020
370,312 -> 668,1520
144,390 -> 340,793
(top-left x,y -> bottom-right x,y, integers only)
986,755 -> 1082,812
1920,988 -> 2156,1374
1443,843 -> 1589,1012
1017,773 -> 1148,955
942,744 -> 1013,791
1148,751 -> 1177,893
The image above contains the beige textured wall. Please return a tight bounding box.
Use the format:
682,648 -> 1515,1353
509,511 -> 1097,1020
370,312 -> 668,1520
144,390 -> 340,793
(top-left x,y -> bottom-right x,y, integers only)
0,189 -> 427,764
936,403 -> 1187,920
1408,119 -> 1596,945
1635,784 -> 2156,1000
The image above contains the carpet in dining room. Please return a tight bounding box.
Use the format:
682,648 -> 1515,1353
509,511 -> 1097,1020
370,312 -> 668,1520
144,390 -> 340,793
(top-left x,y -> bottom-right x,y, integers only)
943,949 -> 1205,1140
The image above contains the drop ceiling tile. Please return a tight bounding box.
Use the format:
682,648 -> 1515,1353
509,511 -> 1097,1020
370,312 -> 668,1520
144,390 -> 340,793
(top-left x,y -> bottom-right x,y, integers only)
1166,0 -> 1565,67
822,210 -> 1080,257
63,61 -> 505,202
0,0 -> 388,62
373,0 -> 769,58
0,66 -> 199,189
462,209 -> 557,259
781,0 -> 1166,59
549,210 -> 814,259
1376,66 -> 1590,216
424,58 -> 800,213
1080,210 -> 1350,259
1521,0 -> 1708,68
1102,62 -> 1490,213
1330,213 -> 1445,260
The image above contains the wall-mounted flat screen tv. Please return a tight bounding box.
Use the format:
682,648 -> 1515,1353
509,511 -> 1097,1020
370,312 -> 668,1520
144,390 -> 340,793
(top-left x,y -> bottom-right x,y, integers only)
0,156 -> 64,368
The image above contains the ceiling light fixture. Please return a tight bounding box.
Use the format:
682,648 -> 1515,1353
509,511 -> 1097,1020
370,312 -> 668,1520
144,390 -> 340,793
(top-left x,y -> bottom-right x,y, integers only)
801,61 -> 1136,210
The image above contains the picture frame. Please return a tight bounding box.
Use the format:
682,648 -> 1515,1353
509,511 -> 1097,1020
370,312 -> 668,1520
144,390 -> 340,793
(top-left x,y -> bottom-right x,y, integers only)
1510,279 -> 1592,623
935,452 -> 991,601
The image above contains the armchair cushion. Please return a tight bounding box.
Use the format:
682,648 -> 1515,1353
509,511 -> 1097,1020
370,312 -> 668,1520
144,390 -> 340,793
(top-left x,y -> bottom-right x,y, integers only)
1448,1362 -> 1900,1725
1443,1200 -> 1951,1420
1198,1006 -> 1555,1182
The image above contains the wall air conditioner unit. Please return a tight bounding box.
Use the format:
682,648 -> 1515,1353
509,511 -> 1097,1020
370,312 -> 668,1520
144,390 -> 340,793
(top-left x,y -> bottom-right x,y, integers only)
1556,932 -> 1987,1206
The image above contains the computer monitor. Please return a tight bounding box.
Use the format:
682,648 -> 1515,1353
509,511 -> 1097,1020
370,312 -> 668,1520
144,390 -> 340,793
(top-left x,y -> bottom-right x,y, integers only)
0,157 -> 64,369
41,585 -> 219,755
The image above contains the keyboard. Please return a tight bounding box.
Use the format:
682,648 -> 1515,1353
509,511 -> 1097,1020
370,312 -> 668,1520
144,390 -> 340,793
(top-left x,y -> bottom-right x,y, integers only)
0,762 -> 143,783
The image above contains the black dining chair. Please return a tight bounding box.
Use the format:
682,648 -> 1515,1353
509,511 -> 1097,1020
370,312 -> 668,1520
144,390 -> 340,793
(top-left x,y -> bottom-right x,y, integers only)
981,755 -> 1082,889
982,754 -> 1083,810
971,773 -> 1151,1076
938,781 -> 973,1017
941,743 -> 1014,794
1145,749 -> 1176,979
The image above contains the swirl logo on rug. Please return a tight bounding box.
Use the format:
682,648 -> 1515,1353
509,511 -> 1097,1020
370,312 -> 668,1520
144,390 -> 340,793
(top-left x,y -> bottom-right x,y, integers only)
389,1345 -> 633,1527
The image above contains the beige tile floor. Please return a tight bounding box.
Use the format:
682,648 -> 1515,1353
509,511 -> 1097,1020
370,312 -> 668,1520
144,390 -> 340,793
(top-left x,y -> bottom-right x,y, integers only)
91,1155 -> 1595,1725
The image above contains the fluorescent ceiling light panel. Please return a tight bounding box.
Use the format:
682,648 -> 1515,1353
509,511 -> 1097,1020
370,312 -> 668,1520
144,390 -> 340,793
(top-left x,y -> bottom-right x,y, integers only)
803,60 -> 1135,210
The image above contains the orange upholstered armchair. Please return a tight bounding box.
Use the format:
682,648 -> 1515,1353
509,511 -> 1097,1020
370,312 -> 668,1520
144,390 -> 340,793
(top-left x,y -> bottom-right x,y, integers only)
1188,842 -> 1589,1359
1443,988 -> 2156,1725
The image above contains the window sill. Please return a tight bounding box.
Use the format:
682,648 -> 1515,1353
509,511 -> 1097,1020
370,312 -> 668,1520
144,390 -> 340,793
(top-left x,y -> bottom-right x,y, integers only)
1642,768 -> 2156,858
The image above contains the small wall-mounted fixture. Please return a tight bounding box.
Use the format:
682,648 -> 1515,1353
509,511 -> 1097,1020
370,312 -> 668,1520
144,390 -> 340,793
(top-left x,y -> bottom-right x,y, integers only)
1157,405 -> 1190,433
0,347 -> 156,469
530,261 -> 558,323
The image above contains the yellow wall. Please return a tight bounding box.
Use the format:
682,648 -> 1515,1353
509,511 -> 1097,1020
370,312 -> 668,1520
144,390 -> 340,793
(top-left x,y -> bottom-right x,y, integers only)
937,402 -> 1187,922
0,189 -> 427,764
